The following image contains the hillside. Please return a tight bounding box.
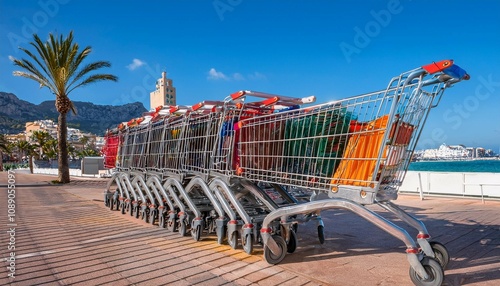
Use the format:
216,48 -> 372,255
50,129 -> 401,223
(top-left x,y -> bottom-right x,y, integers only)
0,92 -> 147,135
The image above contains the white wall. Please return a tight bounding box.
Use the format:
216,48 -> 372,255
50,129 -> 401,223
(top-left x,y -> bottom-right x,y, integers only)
400,171 -> 500,199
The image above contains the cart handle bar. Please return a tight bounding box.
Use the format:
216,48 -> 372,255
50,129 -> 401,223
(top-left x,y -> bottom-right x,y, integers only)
230,90 -> 316,105
421,59 -> 470,80
404,63 -> 469,87
191,100 -> 226,111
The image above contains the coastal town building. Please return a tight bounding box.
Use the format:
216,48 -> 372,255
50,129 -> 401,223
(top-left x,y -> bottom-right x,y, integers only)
150,71 -> 176,110
5,133 -> 25,143
24,119 -> 97,147
415,143 -> 496,160
25,120 -> 57,141
95,136 -> 105,150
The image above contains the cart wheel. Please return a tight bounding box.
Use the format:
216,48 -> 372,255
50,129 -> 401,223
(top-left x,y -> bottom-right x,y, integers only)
206,219 -> 214,234
429,241 -> 450,270
228,231 -> 239,249
179,220 -> 187,236
409,257 -> 443,286
264,235 -> 287,265
217,235 -> 225,245
166,218 -> 176,232
129,203 -> 134,217
135,206 -> 141,219
158,213 -> 166,228
120,202 -> 126,214
191,225 -> 202,241
242,234 -> 254,254
217,226 -> 226,245
318,225 -> 325,244
287,229 -> 298,254
149,210 -> 157,225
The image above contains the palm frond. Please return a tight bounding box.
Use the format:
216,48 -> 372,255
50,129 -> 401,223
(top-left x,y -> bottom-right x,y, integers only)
69,100 -> 78,115
68,45 -> 89,77
68,73 -> 118,94
11,58 -> 55,90
68,61 -> 112,89
18,47 -> 52,82
14,31 -> 118,100
0,134 -> 9,152
12,71 -> 51,89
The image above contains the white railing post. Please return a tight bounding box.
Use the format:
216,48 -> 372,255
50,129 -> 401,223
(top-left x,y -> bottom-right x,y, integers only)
427,172 -> 431,195
480,184 -> 485,204
418,172 -> 424,200
462,173 -> 466,197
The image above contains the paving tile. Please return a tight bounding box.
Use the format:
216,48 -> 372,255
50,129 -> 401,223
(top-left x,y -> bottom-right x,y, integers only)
1,173 -> 499,286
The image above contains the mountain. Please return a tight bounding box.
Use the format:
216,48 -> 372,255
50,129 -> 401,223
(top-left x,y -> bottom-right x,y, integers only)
0,92 -> 147,136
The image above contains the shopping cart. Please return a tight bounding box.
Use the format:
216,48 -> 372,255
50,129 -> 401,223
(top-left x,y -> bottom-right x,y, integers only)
102,59 -> 469,286
232,59 -> 468,285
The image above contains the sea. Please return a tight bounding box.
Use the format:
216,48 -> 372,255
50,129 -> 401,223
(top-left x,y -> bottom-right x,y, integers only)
408,159 -> 500,173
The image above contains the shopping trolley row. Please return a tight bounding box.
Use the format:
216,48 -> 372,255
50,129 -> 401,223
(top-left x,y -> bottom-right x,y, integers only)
103,92 -> 323,255
103,60 -> 469,285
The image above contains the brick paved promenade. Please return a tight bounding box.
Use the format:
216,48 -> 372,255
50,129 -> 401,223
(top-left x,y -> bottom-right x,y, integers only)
1,172 -> 499,285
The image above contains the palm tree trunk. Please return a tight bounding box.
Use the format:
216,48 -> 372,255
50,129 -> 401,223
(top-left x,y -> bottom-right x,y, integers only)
0,150 -> 3,171
58,112 -> 70,183
29,155 -> 34,174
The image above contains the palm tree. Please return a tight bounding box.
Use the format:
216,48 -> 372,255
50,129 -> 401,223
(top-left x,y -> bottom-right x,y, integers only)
17,140 -> 37,174
11,31 -> 118,183
30,130 -> 52,159
67,144 -> 77,160
79,136 -> 90,148
77,148 -> 100,158
0,134 -> 9,171
44,138 -> 58,160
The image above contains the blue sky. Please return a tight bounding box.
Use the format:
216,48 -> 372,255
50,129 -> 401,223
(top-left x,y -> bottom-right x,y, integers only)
1,0 -> 499,151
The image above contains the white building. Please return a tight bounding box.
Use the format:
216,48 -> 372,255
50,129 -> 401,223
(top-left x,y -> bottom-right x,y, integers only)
25,119 -> 94,144
416,143 -> 495,160
25,119 -> 58,140
420,144 -> 469,160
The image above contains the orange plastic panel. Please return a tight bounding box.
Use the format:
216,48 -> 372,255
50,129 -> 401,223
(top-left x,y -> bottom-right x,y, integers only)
331,115 -> 389,189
